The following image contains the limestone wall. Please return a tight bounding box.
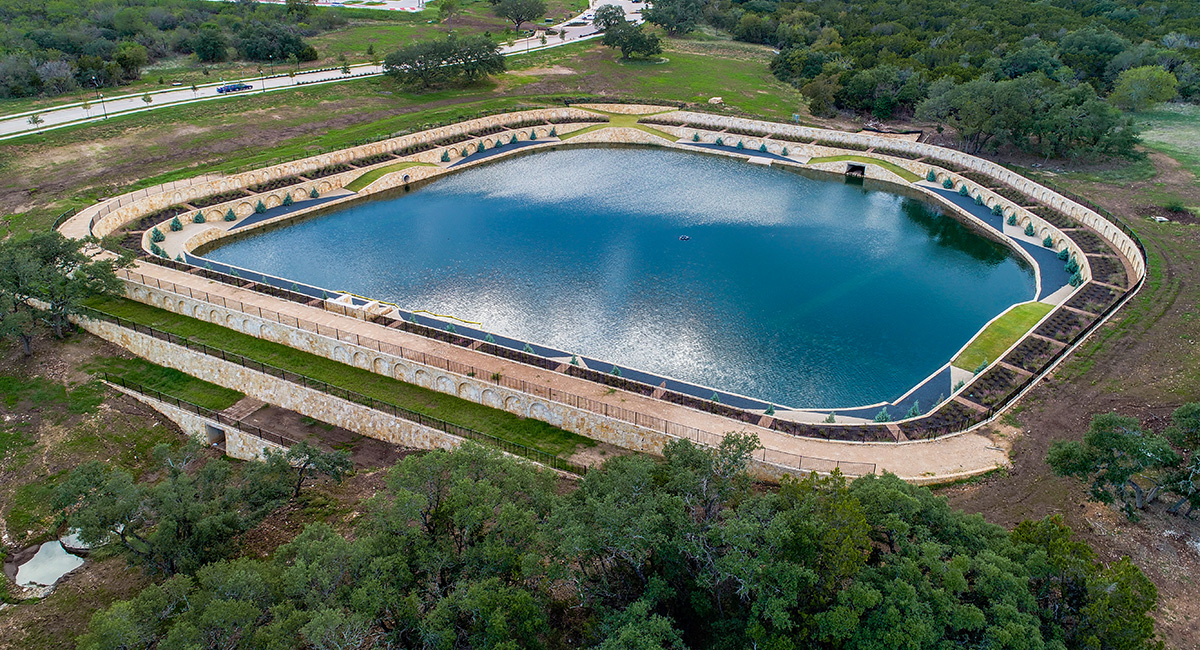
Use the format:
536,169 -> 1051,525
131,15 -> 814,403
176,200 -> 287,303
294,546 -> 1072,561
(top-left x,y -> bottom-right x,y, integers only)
107,382 -> 286,461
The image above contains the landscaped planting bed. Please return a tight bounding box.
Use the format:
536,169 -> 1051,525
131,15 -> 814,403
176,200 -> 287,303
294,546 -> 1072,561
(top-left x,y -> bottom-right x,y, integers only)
1002,337 -> 1061,373
900,399 -> 985,439
433,133 -> 472,147
814,139 -> 870,152
395,142 -> 435,156
1065,228 -> 1110,255
1028,206 -> 1078,229
989,186 -> 1030,205
871,147 -> 925,161
960,171 -> 1000,188
767,132 -> 808,143
1065,282 -> 1120,313
307,163 -> 355,178
248,175 -> 304,194
962,366 -> 1022,408
725,126 -> 771,137
351,153 -> 396,167
191,189 -> 251,208
638,117 -> 686,127
932,160 -> 971,173
547,116 -> 607,124
130,204 -> 189,232
1087,255 -> 1127,288
770,420 -> 895,443
504,118 -> 549,129
468,125 -> 506,137
1035,308 -> 1092,342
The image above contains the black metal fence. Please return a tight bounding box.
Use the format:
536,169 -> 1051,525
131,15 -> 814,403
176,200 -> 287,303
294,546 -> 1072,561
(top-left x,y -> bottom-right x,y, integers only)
86,307 -> 590,476
103,373 -> 298,448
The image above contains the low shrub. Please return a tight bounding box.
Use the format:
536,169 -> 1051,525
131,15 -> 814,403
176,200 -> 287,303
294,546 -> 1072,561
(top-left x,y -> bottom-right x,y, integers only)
958,185 -> 969,197
224,209 -> 237,222
1069,271 -> 1083,286
693,132 -> 700,142
1057,248 -> 1070,261
943,177 -> 954,189
1024,223 -> 1036,236
715,137 -> 724,146
1007,214 -> 1017,226
192,213 -> 205,224
992,204 -> 1004,216
310,188 -> 320,198
255,200 -> 266,214
974,194 -> 983,205
441,150 -> 451,162
926,170 -> 937,182
781,147 -> 789,156
169,216 -> 182,231
1043,235 -> 1054,248
282,193 -> 293,206
874,407 -> 891,422
736,141 -> 745,149
150,228 -> 165,243
759,144 -> 768,153
1065,257 -> 1080,274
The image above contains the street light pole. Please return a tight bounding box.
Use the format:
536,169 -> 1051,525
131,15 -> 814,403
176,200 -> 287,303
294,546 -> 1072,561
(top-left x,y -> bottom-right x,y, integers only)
258,66 -> 265,93
91,76 -> 108,119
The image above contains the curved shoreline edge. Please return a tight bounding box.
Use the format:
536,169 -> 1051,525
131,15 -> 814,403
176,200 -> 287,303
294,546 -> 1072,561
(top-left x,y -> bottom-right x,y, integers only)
59,104 -> 1146,483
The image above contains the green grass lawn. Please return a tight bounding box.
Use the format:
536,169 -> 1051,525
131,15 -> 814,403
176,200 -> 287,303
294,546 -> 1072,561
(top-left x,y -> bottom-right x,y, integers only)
83,356 -> 245,411
83,296 -> 594,458
345,161 -> 437,192
953,302 -> 1054,371
806,155 -> 922,183
1137,103 -> 1200,181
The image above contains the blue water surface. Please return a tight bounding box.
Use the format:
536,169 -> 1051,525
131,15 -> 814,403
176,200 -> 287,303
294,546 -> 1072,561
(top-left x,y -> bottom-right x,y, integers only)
207,147 -> 1034,408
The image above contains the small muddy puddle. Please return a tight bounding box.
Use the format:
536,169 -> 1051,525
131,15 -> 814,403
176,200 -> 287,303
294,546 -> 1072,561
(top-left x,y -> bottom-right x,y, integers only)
7,541 -> 85,587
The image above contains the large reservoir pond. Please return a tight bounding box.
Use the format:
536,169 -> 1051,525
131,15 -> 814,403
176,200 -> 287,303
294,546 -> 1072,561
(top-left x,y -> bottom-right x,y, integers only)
208,148 -> 1035,408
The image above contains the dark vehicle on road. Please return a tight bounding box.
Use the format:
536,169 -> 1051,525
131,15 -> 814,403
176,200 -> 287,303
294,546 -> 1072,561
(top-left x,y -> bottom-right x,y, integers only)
216,83 -> 253,94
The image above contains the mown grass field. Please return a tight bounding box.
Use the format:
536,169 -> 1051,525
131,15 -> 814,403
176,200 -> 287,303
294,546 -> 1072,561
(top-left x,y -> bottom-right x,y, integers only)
952,302 -> 1054,371
83,296 -> 594,458
83,356 -> 245,411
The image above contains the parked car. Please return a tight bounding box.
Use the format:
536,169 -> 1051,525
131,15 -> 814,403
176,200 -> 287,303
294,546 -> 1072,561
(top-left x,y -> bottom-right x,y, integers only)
216,83 -> 253,94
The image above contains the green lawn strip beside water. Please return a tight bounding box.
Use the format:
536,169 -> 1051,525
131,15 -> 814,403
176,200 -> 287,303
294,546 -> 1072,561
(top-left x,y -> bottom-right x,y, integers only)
83,356 -> 244,411
345,161 -> 437,192
806,155 -> 921,183
83,296 -> 594,457
558,112 -> 677,142
952,302 -> 1054,371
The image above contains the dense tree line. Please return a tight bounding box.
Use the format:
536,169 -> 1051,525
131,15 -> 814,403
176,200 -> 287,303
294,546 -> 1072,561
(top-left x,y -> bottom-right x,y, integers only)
0,0 -> 343,99
74,438 -> 1163,650
645,0 -> 1200,156
382,35 -> 504,88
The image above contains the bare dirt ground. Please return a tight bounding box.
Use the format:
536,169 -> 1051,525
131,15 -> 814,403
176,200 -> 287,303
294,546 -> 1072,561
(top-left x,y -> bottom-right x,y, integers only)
940,148 -> 1200,650
240,404 -> 413,469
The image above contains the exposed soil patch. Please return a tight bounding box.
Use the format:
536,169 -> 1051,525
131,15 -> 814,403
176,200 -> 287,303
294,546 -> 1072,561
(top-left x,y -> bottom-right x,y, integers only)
238,404 -> 413,469
1137,204 -> 1200,225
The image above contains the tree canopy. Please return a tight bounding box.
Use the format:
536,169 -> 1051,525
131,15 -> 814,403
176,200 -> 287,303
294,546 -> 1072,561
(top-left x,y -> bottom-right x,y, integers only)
75,439 -> 1163,650
382,35 -> 505,89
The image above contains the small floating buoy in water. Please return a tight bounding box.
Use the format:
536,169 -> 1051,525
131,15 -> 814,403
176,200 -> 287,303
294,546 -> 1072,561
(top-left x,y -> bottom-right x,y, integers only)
679,235 -> 690,241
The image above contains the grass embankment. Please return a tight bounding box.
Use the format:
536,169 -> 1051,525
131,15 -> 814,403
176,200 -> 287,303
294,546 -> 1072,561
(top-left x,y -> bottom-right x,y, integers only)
558,110 -> 678,142
84,356 -> 245,411
806,155 -> 922,183
953,302 -> 1054,371
344,161 -> 437,192
83,296 -> 594,457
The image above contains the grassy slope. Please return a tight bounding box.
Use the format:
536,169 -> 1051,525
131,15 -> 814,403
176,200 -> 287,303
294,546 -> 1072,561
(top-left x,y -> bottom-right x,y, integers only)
84,296 -> 593,457
952,302 -> 1054,370
344,161 -> 436,191
84,356 -> 245,411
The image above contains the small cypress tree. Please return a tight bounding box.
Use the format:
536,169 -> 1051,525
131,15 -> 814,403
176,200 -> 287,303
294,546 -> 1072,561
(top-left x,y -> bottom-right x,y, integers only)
611,365 -> 622,377
942,178 -> 954,189
523,343 -> 535,353
310,188 -> 320,198
874,407 -> 891,423
478,141 -> 486,152
485,333 -> 495,343
282,193 -> 293,206
255,200 -> 266,214
953,380 -> 965,392
716,137 -> 724,146
692,132 -> 700,142
1007,214 -> 1018,226
781,147 -> 789,156
570,354 -> 579,366
441,150 -> 451,162
935,393 -> 945,405
529,130 -> 536,140
958,184 -> 969,196
974,194 -> 983,205
711,392 -> 721,402
170,216 -> 183,231
151,227 -> 165,243
906,400 -> 921,419
1057,248 -> 1071,261
1043,235 -> 1055,248
992,203 -> 1004,216
759,144 -> 768,153
823,412 -> 836,423
1025,223 -> 1036,236
149,242 -> 163,256
446,324 -> 456,333
175,254 -> 183,262
736,140 -> 745,149
765,404 -> 775,416
549,127 -> 557,137
1065,257 -> 1080,274
973,359 -> 989,374
926,170 -> 937,182
193,212 -> 206,223
1069,271 -> 1083,287
224,209 -> 237,221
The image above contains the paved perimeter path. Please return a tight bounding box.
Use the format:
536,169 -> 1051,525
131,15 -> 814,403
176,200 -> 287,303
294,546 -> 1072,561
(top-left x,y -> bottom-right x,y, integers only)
125,260 -> 1009,483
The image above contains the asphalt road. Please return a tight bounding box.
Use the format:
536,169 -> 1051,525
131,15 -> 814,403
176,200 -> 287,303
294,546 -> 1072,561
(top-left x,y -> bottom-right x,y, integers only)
0,0 -> 644,141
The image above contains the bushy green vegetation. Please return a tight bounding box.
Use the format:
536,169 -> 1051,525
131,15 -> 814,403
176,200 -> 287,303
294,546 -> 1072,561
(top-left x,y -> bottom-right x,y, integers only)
73,439 -> 1163,650
382,34 -> 505,89
1049,405 -> 1200,519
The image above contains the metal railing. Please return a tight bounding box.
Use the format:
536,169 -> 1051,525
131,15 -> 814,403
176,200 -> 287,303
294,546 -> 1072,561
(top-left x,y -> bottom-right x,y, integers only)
103,373 -> 298,448
113,267 -> 878,477
85,307 -> 591,476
